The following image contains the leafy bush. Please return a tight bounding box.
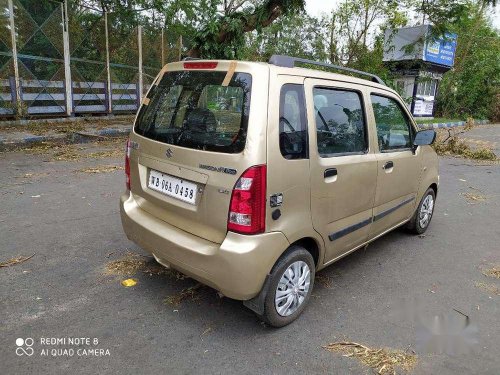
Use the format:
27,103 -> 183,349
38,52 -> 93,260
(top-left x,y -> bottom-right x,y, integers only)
435,5 -> 500,121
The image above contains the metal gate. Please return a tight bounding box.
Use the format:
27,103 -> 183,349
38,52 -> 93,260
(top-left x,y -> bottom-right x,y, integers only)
0,0 -> 177,118
0,0 -> 68,115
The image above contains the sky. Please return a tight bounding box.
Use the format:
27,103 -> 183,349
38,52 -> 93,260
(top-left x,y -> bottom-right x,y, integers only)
305,0 -> 500,30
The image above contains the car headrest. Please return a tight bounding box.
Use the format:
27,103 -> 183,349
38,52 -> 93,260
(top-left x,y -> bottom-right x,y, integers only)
314,94 -> 327,110
185,108 -> 216,133
282,103 -> 296,122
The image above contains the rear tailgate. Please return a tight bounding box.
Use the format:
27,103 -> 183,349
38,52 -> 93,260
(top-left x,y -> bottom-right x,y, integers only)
128,61 -> 269,244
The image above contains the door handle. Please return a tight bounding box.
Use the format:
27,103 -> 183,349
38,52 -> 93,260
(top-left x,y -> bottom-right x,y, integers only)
324,168 -> 337,178
383,161 -> 394,170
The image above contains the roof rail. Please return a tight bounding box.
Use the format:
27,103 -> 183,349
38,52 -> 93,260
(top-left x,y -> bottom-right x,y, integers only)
268,55 -> 385,85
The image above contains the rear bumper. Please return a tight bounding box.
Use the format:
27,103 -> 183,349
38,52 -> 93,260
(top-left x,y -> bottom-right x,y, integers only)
120,192 -> 289,300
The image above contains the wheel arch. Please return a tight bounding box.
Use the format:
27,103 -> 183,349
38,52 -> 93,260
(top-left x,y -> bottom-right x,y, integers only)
287,237 -> 321,269
429,182 -> 438,197
243,236 -> 321,315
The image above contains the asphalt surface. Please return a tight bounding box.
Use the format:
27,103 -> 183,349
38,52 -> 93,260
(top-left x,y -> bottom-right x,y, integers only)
460,124 -> 500,154
1,136 -> 499,375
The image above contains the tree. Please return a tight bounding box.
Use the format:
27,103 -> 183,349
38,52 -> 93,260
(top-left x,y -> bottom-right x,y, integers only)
75,0 -> 498,121
321,0 -> 407,67
187,0 -> 306,58
240,11 -> 328,61
75,0 -> 306,59
435,1 -> 500,120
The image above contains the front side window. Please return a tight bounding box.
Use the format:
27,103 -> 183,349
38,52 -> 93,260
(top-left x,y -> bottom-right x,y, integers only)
279,84 -> 308,159
313,88 -> 367,157
371,94 -> 413,151
135,71 -> 252,153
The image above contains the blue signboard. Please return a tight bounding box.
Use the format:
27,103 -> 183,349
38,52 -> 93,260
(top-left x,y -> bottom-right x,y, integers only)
424,33 -> 457,67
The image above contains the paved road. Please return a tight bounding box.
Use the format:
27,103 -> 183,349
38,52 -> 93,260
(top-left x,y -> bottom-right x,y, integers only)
1,139 -> 499,375
459,124 -> 500,154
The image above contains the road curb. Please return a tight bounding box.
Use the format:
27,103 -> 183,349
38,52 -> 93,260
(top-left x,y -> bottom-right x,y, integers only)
96,128 -> 131,136
0,120 -> 492,151
0,126 -> 130,151
418,119 -> 489,129
0,115 -> 124,128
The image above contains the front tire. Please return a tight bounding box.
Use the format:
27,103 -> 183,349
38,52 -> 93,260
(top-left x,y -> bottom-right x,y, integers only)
407,188 -> 436,234
259,246 -> 315,327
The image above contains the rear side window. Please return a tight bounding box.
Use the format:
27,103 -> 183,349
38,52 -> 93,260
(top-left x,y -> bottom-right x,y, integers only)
279,84 -> 308,159
135,71 -> 252,153
313,88 -> 367,156
371,95 -> 413,151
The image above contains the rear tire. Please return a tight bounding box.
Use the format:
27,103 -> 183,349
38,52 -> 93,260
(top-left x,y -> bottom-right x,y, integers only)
406,188 -> 436,234
259,246 -> 315,327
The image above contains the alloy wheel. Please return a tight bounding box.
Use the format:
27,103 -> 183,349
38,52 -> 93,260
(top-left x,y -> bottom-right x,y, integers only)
275,261 -> 311,317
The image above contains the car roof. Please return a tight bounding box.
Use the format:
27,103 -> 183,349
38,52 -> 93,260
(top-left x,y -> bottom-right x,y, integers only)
268,64 -> 394,92
184,59 -> 396,94
171,59 -> 398,97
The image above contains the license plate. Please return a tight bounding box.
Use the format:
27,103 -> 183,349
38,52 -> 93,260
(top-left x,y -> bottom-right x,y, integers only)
148,169 -> 197,205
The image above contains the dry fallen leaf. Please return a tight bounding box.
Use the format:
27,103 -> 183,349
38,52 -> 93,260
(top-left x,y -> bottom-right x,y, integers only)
76,165 -> 124,174
141,261 -> 170,276
87,149 -> 123,159
121,278 -> 138,287
475,282 -> 500,296
16,172 -> 49,180
315,274 -> 334,289
461,192 -> 487,204
105,252 -> 146,276
164,284 -> 204,306
482,266 -> 500,279
323,341 -> 417,375
200,326 -> 213,337
0,253 -> 35,267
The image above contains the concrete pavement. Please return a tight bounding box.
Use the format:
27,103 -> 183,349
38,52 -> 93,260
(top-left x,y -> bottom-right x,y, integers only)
0,137 -> 499,375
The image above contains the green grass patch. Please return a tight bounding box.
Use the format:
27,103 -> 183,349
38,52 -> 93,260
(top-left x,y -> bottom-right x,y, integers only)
415,117 -> 463,124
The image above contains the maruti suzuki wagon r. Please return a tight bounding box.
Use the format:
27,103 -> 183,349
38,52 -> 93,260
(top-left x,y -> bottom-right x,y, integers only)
120,55 -> 438,327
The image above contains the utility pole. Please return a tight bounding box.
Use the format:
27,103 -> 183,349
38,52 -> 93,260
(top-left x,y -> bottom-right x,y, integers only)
104,10 -> 112,113
138,26 -> 143,101
178,35 -> 182,61
161,29 -> 165,66
62,0 -> 73,116
7,0 -> 21,115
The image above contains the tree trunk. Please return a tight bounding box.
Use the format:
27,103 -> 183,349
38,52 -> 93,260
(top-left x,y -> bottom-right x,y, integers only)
329,12 -> 337,64
362,2 -> 369,48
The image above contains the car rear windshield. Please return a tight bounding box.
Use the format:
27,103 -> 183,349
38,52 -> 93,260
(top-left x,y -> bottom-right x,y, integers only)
134,70 -> 252,153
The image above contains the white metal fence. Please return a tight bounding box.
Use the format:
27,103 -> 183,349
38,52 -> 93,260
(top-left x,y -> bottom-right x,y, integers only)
0,0 -> 180,118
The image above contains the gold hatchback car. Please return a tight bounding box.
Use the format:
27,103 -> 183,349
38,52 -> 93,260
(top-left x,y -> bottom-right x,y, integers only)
120,55 -> 438,327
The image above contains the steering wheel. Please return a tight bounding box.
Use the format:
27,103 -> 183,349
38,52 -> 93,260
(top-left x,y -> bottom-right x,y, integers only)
279,116 -> 296,133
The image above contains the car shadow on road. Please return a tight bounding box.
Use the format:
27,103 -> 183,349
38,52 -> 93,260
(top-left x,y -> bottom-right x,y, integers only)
120,227 -> 415,336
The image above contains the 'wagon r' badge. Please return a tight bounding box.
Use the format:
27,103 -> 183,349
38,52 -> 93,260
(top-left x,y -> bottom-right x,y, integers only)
165,148 -> 173,158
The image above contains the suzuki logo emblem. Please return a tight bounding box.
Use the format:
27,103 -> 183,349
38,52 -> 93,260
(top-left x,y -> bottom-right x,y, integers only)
165,148 -> 173,158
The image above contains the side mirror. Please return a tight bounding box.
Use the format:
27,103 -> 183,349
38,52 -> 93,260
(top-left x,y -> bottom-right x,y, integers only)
413,129 -> 436,152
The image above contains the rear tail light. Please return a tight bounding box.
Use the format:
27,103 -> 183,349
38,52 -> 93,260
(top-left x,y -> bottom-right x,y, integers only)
125,139 -> 131,190
227,165 -> 267,235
